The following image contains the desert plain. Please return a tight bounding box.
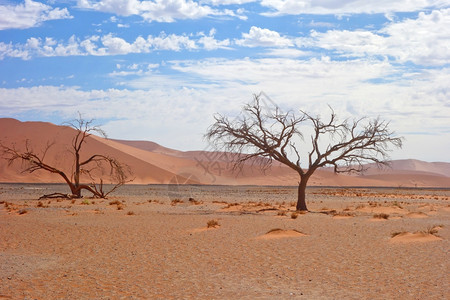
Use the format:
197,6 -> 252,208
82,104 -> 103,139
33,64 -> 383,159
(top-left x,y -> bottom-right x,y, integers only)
0,183 -> 448,299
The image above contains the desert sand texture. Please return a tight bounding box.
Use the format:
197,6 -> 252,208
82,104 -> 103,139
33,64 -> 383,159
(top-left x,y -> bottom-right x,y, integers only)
0,184 -> 449,299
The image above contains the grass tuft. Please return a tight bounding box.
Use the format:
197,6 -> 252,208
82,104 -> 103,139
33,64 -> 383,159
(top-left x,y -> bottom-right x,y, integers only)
373,213 -> 389,219
207,219 -> 219,228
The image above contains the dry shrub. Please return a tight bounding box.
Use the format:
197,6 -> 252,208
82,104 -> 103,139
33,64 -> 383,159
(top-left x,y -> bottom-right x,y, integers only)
332,211 -> 355,217
207,219 -> 220,228
171,199 -> 184,206
117,204 -> 124,210
189,198 -> 203,205
373,213 -> 389,219
109,200 -> 122,205
127,211 -> 135,215
421,225 -> 443,236
277,211 -> 287,216
291,212 -> 298,219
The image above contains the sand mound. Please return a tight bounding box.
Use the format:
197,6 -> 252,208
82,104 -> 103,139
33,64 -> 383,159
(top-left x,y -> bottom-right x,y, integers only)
357,206 -> 406,215
256,229 -> 306,240
390,232 -> 442,243
405,212 -> 428,218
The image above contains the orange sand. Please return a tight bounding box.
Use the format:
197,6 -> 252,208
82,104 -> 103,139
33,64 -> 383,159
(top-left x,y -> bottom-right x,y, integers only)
0,184 -> 448,299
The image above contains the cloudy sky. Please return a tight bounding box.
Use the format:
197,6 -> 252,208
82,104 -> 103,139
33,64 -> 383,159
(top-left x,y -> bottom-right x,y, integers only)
0,0 -> 449,163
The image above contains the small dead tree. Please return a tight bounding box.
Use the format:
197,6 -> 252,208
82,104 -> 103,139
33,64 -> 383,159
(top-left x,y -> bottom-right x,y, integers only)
0,116 -> 132,199
206,94 -> 403,211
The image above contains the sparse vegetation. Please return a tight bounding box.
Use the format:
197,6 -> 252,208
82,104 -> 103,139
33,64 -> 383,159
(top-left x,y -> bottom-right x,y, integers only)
0,115 -> 132,199
277,210 -> 287,216
291,212 -> 298,219
207,219 -> 220,228
171,199 -> 184,206
206,93 -> 402,211
373,213 -> 389,219
18,209 -> 28,215
189,197 -> 203,205
127,211 -> 135,215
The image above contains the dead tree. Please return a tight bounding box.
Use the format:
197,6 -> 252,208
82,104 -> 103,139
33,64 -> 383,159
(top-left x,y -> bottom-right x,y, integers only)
206,93 -> 403,211
0,116 -> 132,199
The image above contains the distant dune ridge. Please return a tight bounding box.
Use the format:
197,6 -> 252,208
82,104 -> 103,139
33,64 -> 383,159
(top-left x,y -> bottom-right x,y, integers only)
0,118 -> 449,187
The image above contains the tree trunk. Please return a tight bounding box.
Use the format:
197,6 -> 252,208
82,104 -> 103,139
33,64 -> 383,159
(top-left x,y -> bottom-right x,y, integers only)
296,175 -> 309,211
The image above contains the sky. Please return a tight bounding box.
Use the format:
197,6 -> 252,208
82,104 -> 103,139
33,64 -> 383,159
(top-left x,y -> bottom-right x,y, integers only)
0,0 -> 449,163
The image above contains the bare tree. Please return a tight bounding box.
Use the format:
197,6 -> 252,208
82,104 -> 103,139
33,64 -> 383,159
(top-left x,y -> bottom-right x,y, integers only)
0,116 -> 132,199
206,94 -> 403,211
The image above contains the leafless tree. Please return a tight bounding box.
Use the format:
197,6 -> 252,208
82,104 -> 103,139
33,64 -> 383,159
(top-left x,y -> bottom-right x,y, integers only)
0,116 -> 132,199
206,94 -> 403,211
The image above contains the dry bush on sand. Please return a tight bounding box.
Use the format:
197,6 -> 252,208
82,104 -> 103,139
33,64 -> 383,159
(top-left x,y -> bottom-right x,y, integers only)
207,220 -> 220,228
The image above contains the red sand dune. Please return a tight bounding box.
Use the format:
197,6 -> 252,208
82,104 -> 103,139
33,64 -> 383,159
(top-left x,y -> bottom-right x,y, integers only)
1,118 -> 449,187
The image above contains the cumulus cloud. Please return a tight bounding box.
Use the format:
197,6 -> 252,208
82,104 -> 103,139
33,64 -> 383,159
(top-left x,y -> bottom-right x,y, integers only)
1,58 -> 449,158
77,0 -> 244,22
0,0 -> 72,30
235,26 -> 293,47
0,31 -> 231,59
298,9 -> 450,66
260,0 -> 449,15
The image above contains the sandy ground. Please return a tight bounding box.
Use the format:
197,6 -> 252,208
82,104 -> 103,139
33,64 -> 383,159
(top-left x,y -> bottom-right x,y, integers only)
0,183 -> 449,299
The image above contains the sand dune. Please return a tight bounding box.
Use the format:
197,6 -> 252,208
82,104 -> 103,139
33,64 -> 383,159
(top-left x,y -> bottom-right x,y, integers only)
1,118 -> 449,187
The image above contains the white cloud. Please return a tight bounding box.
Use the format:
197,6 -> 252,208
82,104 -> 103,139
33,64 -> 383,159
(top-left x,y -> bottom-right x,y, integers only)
297,9 -> 450,66
197,29 -> 231,50
1,57 -> 449,160
260,0 -> 449,15
77,0 -> 243,22
0,31 -> 234,59
235,26 -> 293,47
0,0 -> 72,30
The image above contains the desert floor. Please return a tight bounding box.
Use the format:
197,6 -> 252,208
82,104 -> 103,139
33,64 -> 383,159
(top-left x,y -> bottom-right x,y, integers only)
0,183 -> 449,299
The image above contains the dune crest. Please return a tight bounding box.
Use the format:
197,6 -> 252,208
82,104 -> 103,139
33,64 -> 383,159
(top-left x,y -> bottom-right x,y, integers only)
1,118 -> 450,187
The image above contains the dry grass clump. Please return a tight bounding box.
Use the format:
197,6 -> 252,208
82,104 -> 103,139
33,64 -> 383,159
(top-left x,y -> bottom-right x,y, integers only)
109,200 -> 122,205
373,213 -> 389,219
18,209 -> 28,215
36,201 -> 48,208
332,211 -> 355,217
189,197 -> 203,205
277,211 -> 287,216
291,212 -> 299,219
206,219 -> 220,228
81,199 -> 91,205
171,199 -> 184,206
126,211 -> 135,216
420,225 -> 443,236
224,202 -> 240,209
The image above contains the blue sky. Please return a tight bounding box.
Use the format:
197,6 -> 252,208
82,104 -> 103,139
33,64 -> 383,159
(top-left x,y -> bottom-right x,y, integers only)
0,0 -> 449,163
